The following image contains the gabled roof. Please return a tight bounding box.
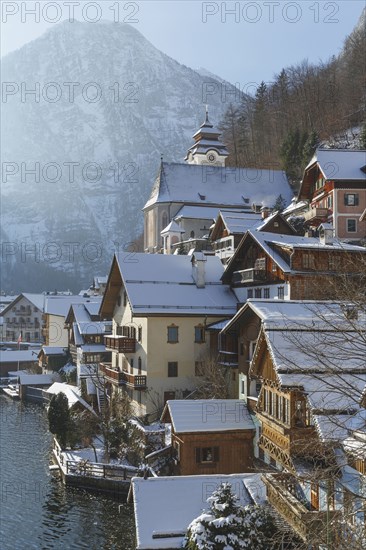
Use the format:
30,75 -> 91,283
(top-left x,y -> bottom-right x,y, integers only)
132,473 -> 265,549
305,149 -> 366,180
174,205 -> 223,221
222,229 -> 366,283
144,162 -> 293,210
45,295 -> 101,317
299,148 -> 366,200
163,399 -> 255,433
101,252 -> 237,317
161,220 -> 185,235
223,300 -> 366,334
1,293 -> 44,316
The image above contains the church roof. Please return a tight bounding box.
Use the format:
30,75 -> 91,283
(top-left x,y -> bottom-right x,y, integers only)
185,110 -> 229,159
144,162 -> 293,210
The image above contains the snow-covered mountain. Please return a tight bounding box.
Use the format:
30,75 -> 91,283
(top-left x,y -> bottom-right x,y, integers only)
1,21 -> 242,292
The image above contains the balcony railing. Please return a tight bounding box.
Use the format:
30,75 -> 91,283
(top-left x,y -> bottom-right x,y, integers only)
104,335 -> 136,353
262,473 -> 338,544
99,362 -> 147,389
303,207 -> 329,224
232,268 -> 267,285
218,350 -> 238,367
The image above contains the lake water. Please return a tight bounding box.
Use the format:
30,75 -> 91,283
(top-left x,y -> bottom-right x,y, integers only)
0,396 -> 136,549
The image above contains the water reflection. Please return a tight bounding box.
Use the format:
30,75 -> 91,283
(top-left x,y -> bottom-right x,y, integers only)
0,397 -> 135,550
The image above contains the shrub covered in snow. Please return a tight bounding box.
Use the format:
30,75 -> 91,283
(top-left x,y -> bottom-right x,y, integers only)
183,483 -> 275,550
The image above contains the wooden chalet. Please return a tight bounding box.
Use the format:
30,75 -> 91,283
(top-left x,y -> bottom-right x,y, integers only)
161,399 -> 255,476
221,228 -> 366,301
209,209 -> 296,264
244,304 -> 366,546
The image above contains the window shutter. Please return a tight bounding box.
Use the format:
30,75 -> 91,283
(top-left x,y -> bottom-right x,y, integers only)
355,194 -> 359,206
195,448 -> 201,463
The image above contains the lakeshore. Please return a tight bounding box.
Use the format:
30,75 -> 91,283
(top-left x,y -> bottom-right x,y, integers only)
0,395 -> 135,549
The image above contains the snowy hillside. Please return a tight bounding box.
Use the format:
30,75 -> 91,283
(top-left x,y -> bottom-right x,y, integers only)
1,21 -> 243,292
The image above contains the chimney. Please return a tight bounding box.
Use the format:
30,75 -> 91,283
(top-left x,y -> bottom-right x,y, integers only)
261,206 -> 271,219
319,223 -> 334,245
191,253 -> 207,288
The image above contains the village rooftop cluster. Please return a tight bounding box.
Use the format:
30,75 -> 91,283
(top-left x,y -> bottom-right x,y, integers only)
1,113 -> 366,549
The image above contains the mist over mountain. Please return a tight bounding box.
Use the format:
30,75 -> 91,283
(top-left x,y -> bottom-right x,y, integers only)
1,21 -> 242,292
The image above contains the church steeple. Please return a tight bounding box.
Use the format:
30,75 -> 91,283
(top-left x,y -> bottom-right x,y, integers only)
185,107 -> 229,166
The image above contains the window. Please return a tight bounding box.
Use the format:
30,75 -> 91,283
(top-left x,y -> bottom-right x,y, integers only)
263,288 -> 270,299
195,361 -> 204,376
302,253 -> 315,269
327,195 -> 333,208
190,230 -> 195,238
247,289 -> 253,299
167,325 -> 178,343
344,194 -> 359,206
35,332 -> 39,339
168,362 -> 178,377
194,325 -> 205,343
138,326 -> 142,342
117,295 -> 121,307
130,358 -> 134,374
328,254 -> 339,271
138,357 -> 142,373
123,292 -> 127,307
195,447 -> 219,464
347,219 -> 357,232
254,288 -> 262,298
277,286 -> 285,300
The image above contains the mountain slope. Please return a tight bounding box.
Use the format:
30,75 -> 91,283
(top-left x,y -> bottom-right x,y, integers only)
1,21 -> 242,292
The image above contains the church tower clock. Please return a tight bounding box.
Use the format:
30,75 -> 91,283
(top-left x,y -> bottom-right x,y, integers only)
185,107 -> 229,167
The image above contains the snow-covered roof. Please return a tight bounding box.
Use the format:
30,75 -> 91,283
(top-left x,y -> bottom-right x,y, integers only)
144,162 -> 293,210
115,253 -> 237,316
305,149 -> 366,180
161,220 -> 185,235
45,382 -> 95,413
238,300 -> 366,331
218,210 -> 262,235
17,372 -> 60,385
41,346 -> 67,356
174,205 -> 222,221
22,293 -> 45,311
265,329 -> 365,374
45,296 -> 100,317
278,373 -> 366,412
0,349 -> 40,363
226,230 -> 365,279
164,399 -> 255,433
314,409 -> 366,442
132,473 -> 266,549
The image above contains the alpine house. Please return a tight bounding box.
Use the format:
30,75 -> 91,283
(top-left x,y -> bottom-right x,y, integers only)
99,252 -> 237,419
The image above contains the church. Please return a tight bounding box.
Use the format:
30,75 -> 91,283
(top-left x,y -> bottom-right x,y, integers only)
143,109 -> 293,253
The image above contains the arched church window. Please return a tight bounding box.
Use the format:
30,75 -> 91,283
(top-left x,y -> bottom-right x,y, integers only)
190,230 -> 195,238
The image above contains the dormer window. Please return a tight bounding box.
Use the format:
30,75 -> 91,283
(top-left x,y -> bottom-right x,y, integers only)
198,193 -> 206,200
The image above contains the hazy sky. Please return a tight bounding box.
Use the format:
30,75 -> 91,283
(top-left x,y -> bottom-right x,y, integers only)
1,1 -> 364,85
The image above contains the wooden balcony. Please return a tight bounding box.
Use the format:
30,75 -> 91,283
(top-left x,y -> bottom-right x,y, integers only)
232,268 -> 267,285
262,473 -> 338,544
303,207 -> 329,224
218,350 -> 238,367
104,335 -> 136,353
99,363 -> 146,389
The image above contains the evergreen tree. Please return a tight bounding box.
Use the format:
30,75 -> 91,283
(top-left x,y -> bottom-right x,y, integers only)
273,194 -> 287,212
184,483 -> 275,550
48,392 -> 70,448
302,129 -> 320,168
